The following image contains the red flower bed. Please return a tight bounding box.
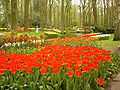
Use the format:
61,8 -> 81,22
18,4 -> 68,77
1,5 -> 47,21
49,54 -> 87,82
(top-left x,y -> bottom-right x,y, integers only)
80,33 -> 97,37
0,46 -> 111,77
48,35 -> 97,46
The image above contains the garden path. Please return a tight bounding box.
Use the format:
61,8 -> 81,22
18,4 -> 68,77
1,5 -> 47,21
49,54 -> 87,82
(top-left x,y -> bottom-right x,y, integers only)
107,73 -> 120,90
108,47 -> 120,90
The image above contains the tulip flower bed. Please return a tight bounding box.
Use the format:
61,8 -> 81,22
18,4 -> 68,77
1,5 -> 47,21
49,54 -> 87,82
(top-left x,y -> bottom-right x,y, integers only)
48,35 -> 99,48
0,45 -> 113,90
1,33 -> 99,54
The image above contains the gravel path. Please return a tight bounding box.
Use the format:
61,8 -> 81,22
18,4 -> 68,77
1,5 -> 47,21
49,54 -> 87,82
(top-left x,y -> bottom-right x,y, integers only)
110,81 -> 120,90
106,46 -> 120,90
108,74 -> 120,90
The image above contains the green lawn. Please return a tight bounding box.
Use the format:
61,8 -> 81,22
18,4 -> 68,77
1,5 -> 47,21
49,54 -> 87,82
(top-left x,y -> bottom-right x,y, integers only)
97,39 -> 120,51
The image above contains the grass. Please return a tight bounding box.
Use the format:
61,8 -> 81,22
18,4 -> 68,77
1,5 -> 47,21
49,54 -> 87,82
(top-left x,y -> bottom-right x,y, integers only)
17,31 -> 41,37
99,40 -> 120,50
5,47 -> 38,54
44,31 -> 59,34
97,35 -> 120,51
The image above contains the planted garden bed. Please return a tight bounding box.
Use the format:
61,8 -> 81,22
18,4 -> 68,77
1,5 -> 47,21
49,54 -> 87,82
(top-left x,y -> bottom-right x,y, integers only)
0,45 -> 112,90
0,33 -> 119,90
91,34 -> 111,40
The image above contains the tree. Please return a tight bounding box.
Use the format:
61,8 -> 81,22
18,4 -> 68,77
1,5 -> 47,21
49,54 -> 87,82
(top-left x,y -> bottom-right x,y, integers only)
48,0 -> 53,26
80,0 -> 87,26
65,0 -> 72,27
92,0 -> 97,26
24,0 -> 30,30
61,0 -> 65,30
114,0 -> 120,41
2,0 -> 11,27
11,0 -> 17,30
0,0 -> 118,34
39,0 -> 48,28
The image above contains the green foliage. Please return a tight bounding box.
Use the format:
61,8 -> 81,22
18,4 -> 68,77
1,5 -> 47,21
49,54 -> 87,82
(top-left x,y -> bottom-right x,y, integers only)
44,32 -> 61,39
0,68 -> 108,90
5,47 -> 37,54
0,35 -> 5,46
110,54 -> 120,74
17,31 -> 41,38
98,36 -> 110,40
0,41 -> 119,90
97,38 -> 120,50
93,26 -> 115,34
61,29 -> 76,38
94,35 -> 110,40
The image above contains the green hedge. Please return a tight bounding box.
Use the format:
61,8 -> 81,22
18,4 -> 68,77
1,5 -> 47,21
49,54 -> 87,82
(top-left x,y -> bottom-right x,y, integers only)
44,31 -> 61,39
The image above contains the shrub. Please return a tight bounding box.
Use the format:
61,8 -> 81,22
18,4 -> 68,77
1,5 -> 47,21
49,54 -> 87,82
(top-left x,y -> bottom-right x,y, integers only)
92,26 -> 114,34
44,31 -> 61,39
0,36 -> 5,47
110,54 -> 120,74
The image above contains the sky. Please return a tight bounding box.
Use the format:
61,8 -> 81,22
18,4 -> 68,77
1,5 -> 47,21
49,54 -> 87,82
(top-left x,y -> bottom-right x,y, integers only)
72,0 -> 80,5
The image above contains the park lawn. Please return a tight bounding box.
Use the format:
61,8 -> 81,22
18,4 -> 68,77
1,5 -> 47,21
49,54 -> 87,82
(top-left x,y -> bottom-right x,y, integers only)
95,34 -> 119,50
17,31 -> 41,37
6,47 -> 38,54
97,39 -> 120,50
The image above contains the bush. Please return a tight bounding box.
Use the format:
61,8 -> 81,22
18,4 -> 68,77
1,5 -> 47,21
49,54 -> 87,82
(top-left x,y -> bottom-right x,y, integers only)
44,31 -> 61,39
92,26 -> 115,34
0,36 -> 5,47
110,54 -> 120,74
92,35 -> 110,40
60,29 -> 77,38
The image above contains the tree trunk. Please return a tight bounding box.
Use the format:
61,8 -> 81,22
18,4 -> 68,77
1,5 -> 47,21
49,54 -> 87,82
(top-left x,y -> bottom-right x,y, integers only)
65,0 -> 72,27
103,0 -> 107,27
82,0 -> 86,26
44,0 -> 48,27
114,0 -> 120,41
48,0 -> 53,27
39,0 -> 48,28
114,21 -> 120,40
61,0 -> 65,30
11,0 -> 17,30
3,0 -> 10,28
24,0 -> 30,30
92,0 -> 97,26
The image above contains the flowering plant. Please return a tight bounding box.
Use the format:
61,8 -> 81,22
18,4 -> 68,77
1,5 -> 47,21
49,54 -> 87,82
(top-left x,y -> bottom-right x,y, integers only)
0,45 -> 112,90
48,35 -> 99,47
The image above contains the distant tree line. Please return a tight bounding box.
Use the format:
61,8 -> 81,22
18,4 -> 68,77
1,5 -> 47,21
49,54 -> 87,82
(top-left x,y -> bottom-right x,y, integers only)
0,0 -> 120,40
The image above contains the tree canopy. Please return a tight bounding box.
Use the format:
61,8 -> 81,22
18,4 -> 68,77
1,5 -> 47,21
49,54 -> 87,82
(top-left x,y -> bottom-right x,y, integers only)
0,0 -> 120,40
